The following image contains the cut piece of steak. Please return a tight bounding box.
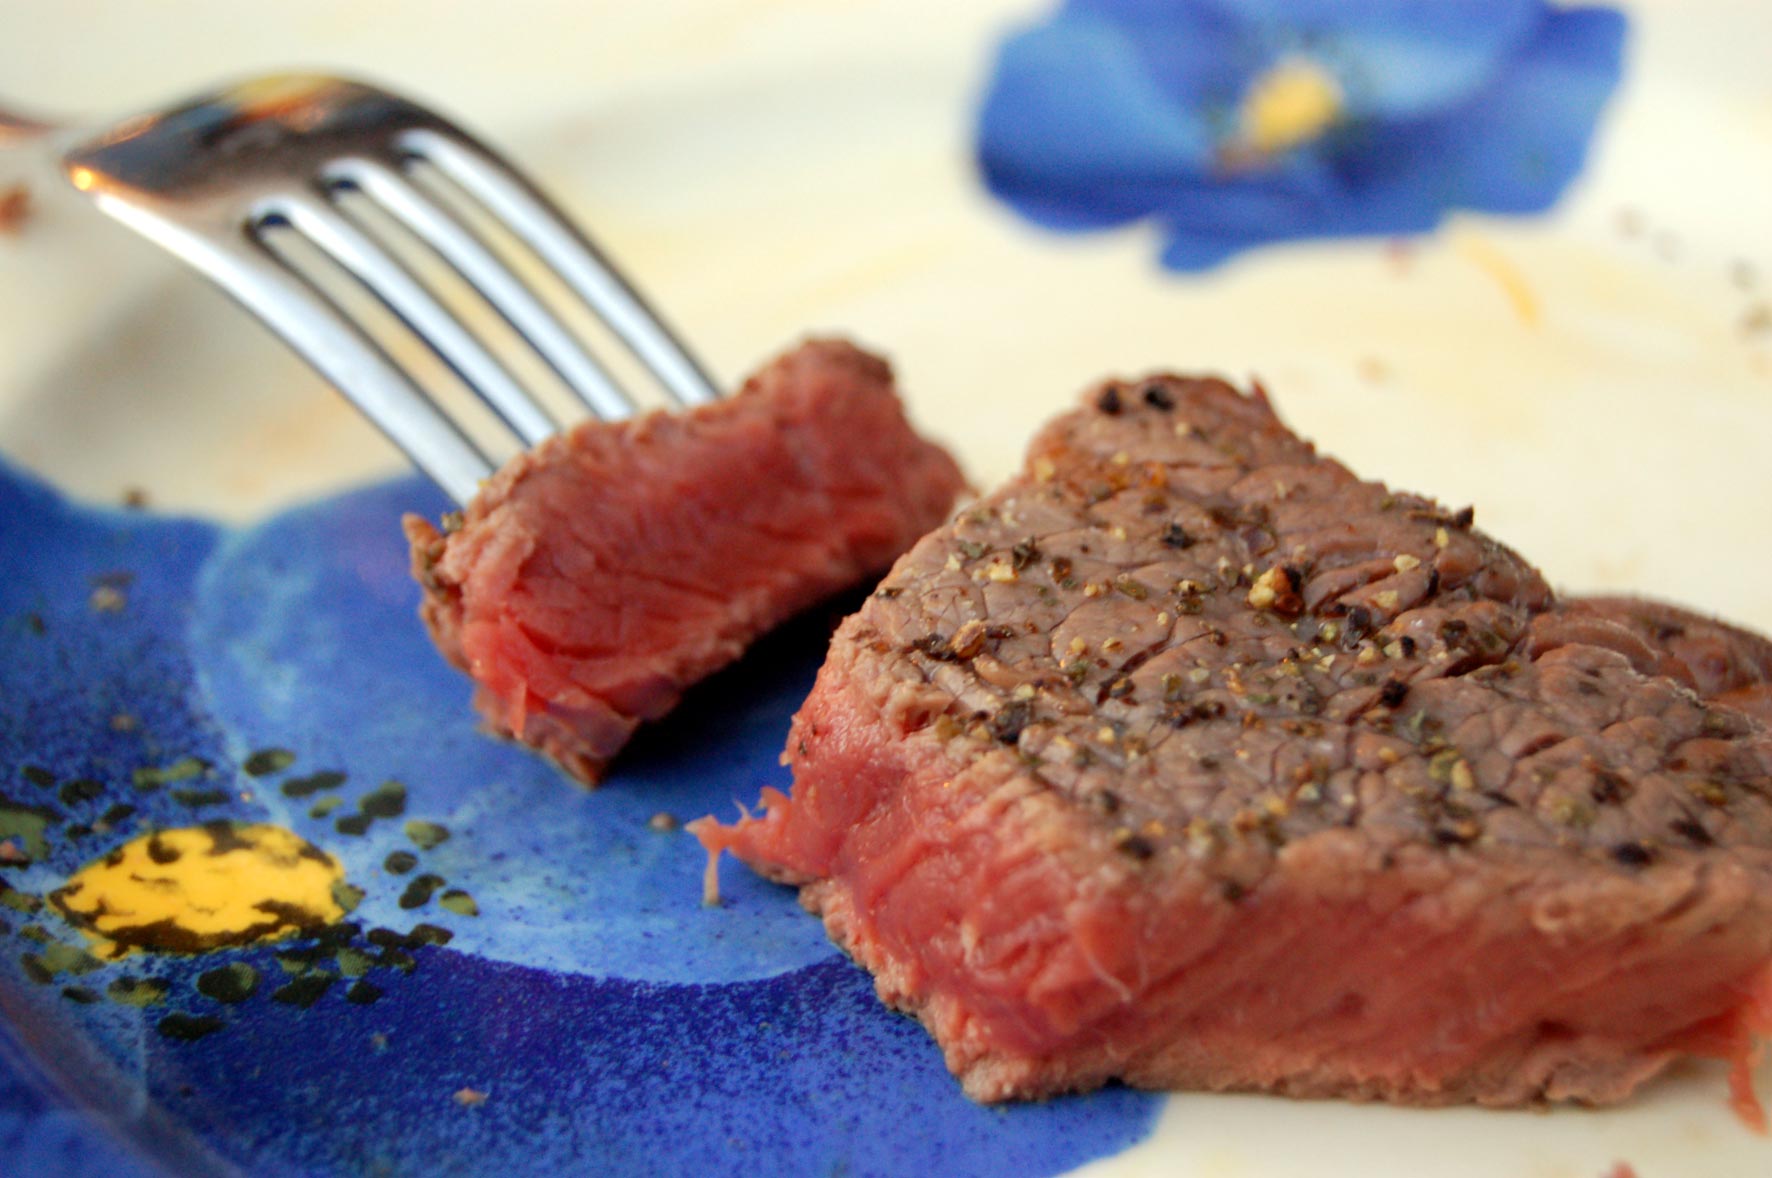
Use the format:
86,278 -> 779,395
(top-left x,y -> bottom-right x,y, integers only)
406,338 -> 965,785
694,374 -> 1772,1117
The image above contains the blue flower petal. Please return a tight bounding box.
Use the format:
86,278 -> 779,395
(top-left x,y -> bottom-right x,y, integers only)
1319,2 -> 1541,118
1148,0 -> 1543,121
1155,231 -> 1249,272
979,16 -> 1225,228
1373,5 -> 1627,215
1145,154 -> 1340,234
976,0 -> 1625,271
1151,171 -> 1441,270
1063,0 -> 1258,107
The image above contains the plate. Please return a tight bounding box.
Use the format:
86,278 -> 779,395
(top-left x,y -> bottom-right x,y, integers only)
1,2 -> 1769,1175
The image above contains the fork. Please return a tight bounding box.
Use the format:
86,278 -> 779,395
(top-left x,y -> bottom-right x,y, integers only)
60,73 -> 719,505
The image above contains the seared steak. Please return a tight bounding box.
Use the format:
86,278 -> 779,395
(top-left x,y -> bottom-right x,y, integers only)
694,374 -> 1772,1117
406,339 -> 965,784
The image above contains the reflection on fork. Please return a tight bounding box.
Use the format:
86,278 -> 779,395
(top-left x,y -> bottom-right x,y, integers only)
61,74 -> 718,505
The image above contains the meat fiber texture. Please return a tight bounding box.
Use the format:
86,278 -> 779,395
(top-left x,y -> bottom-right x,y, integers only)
694,375 -> 1772,1118
406,339 -> 965,785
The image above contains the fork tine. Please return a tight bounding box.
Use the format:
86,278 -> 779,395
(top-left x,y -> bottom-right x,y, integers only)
273,188 -> 560,447
404,130 -> 721,409
61,73 -> 727,507
85,192 -> 495,504
240,254 -> 497,506
330,156 -> 636,422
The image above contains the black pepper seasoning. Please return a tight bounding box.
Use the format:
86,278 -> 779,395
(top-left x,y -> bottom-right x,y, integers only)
1589,769 -> 1632,805
1669,816 -> 1713,846
988,700 -> 1035,744
1117,834 -> 1155,860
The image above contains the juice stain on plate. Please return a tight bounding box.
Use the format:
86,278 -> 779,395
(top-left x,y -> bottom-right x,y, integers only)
49,822 -> 348,956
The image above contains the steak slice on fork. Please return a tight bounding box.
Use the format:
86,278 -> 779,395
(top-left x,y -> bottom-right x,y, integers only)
408,339 -> 965,784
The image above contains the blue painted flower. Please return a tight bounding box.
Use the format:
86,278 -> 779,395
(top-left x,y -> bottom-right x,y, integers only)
977,0 -> 1626,270
0,457 -> 1161,1177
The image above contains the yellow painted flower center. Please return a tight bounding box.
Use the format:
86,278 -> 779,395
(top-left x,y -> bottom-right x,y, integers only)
1238,58 -> 1344,157
51,823 -> 347,955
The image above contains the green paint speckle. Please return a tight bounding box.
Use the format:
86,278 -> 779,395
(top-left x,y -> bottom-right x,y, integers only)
404,821 -> 450,851
359,781 -> 407,819
282,771 -> 346,799
0,882 -> 42,914
408,923 -> 453,947
439,889 -> 479,917
332,881 -> 365,914
243,749 -> 296,777
336,945 -> 374,978
335,814 -> 372,836
398,874 -> 445,910
272,974 -> 336,1008
35,942 -> 103,977
196,962 -> 260,1004
170,788 -> 231,808
0,794 -> 57,860
133,757 -> 209,791
157,1012 -> 224,1042
107,976 -> 170,1007
58,779 -> 104,806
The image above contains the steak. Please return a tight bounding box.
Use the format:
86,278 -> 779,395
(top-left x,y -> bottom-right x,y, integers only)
406,339 -> 965,784
693,374 -> 1772,1117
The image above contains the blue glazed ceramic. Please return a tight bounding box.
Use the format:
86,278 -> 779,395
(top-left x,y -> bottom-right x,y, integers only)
0,460 -> 1159,1176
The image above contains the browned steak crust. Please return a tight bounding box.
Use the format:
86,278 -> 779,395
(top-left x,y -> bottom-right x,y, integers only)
698,374 -> 1772,1115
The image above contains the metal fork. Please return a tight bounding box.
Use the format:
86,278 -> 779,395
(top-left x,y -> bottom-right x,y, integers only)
60,73 -> 719,505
